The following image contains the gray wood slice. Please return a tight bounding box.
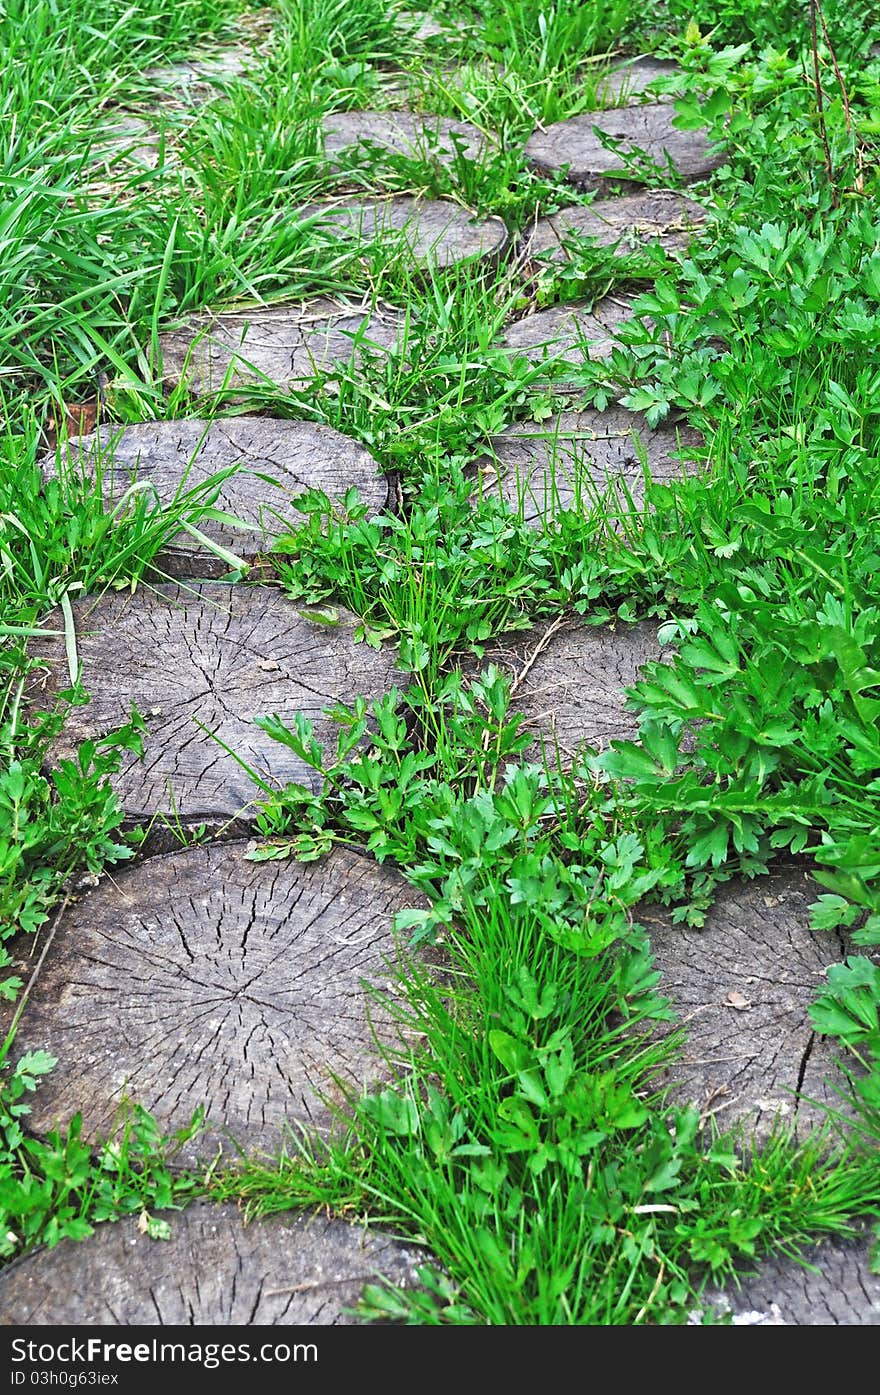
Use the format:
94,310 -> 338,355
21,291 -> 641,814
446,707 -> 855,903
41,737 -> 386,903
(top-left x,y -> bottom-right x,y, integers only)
528,191 -> 706,263
25,584 -> 401,823
476,407 -> 702,524
598,56 -> 681,103
297,195 -> 507,269
0,1203 -> 422,1324
144,48 -> 253,97
525,103 -> 723,190
705,1231 -> 880,1325
476,617 -> 667,758
159,298 -> 405,396
645,869 -> 861,1139
93,116 -> 166,169
10,842 -> 427,1163
502,295 -> 637,364
41,418 -> 388,580
401,11 -> 454,41
322,110 -> 491,169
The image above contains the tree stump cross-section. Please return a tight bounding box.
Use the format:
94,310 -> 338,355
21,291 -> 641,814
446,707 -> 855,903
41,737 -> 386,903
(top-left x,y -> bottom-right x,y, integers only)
475,407 -> 703,525
525,103 -> 723,190
9,843 -> 428,1165
159,298 -> 406,397
501,294 -> 637,366
93,115 -> 170,171
296,194 -> 507,269
645,869 -> 862,1139
526,190 -> 706,264
322,109 -> 491,171
0,1203 -> 423,1325
598,56 -> 682,104
143,48 -> 255,99
704,1230 -> 880,1325
473,616 -> 669,761
25,584 -> 402,824
41,417 -> 389,580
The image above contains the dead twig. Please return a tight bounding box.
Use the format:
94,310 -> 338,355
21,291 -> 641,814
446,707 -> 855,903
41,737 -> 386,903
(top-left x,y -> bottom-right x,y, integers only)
815,0 -> 864,193
809,0 -> 838,208
1,891 -> 73,1063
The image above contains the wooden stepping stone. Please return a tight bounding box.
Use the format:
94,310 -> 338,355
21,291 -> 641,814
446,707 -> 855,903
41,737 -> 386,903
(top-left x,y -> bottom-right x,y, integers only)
705,1231 -> 880,1325
476,617 -> 667,758
43,418 -> 388,580
9,842 -> 426,1162
646,869 -> 859,1139
599,56 -> 681,102
525,103 -> 722,189
25,584 -> 400,823
159,298 -> 405,396
527,191 -> 706,263
476,407 -> 702,524
402,11 -> 453,41
297,195 -> 507,269
144,48 -> 253,97
94,115 -> 166,169
322,110 -> 490,170
502,295 -> 636,365
0,1203 -> 421,1323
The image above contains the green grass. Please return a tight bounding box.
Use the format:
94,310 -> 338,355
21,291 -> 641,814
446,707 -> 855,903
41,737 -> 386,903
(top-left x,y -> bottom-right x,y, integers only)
1,0 -> 880,1324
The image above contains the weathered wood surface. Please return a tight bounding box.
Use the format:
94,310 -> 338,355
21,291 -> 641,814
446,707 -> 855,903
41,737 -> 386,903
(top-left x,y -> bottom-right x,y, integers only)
502,295 -> 636,364
646,870 -> 859,1138
599,56 -> 681,102
159,298 -> 405,396
402,11 -> 453,41
0,1204 -> 421,1325
94,115 -> 167,169
322,109 -> 490,169
706,1231 -> 880,1325
527,191 -> 705,263
476,407 -> 702,523
26,584 -> 400,821
476,617 -> 667,757
525,103 -> 722,189
42,418 -> 388,579
11,843 -> 426,1163
144,49 -> 253,97
297,195 -> 507,268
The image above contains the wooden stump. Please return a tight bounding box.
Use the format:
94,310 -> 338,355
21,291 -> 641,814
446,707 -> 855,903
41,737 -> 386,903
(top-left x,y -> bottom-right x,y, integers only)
706,1232 -> 880,1325
94,116 -> 167,169
401,11 -> 455,41
525,104 -> 722,190
599,56 -> 681,103
502,295 -> 637,364
476,617 -> 667,758
322,110 -> 490,170
297,195 -> 507,268
159,298 -> 405,396
646,870 -> 859,1138
10,843 -> 427,1162
42,418 -> 388,580
527,191 -> 706,263
144,49 -> 253,97
25,584 -> 401,822
0,1204 -> 421,1324
476,408 -> 702,524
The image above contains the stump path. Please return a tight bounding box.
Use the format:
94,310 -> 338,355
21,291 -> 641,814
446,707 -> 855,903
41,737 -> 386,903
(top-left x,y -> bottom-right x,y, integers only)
14,24 -> 874,1327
